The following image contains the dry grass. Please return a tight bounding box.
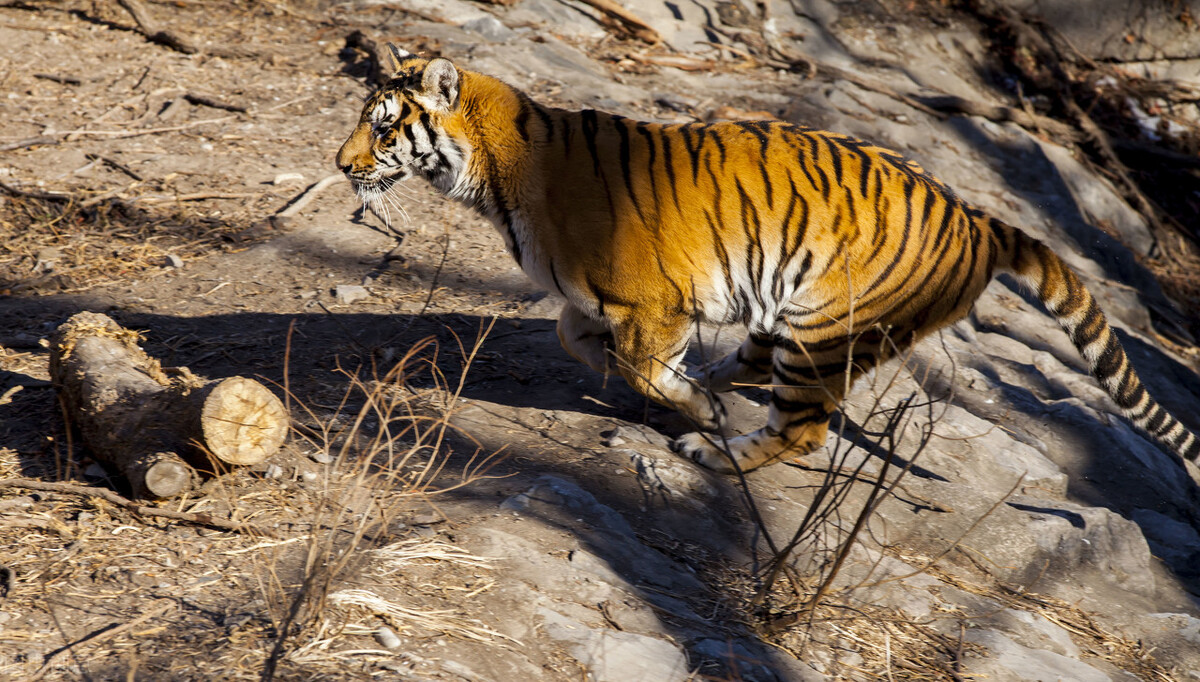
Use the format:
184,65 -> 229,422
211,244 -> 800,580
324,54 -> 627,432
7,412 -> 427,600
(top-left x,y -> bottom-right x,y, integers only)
0,326 -> 510,680
0,192 -> 267,296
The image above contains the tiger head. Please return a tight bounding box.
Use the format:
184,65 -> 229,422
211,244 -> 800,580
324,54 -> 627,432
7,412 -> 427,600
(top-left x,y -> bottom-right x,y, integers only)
336,45 -> 468,202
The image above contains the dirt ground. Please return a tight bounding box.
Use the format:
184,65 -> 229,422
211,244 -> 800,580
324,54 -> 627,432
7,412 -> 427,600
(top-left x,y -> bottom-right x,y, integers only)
0,2 -> 758,679
3,1 -> 1200,680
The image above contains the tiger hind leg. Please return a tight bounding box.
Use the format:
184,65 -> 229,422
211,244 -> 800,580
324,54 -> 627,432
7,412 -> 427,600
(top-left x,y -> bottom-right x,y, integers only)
674,341 -> 874,473
556,304 -> 614,374
692,332 -> 774,393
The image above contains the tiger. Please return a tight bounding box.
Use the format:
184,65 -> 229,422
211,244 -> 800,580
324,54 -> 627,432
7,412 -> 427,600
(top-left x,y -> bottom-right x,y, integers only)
335,44 -> 1200,474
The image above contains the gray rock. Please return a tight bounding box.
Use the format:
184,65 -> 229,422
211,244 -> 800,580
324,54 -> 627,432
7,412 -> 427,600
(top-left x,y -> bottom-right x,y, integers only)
622,449 -> 718,501
963,629 -> 1113,681
538,606 -> 690,682
461,16 -> 515,42
600,424 -> 672,450
334,284 -> 369,305
500,476 -> 706,593
1130,508 -> 1200,565
995,0 -> 1200,61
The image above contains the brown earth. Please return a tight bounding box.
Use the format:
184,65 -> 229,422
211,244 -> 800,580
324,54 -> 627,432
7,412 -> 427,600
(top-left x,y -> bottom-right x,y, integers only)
3,1 -> 1200,680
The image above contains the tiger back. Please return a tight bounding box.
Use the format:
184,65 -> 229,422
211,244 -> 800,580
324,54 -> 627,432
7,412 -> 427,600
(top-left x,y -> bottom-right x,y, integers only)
336,46 -> 1200,473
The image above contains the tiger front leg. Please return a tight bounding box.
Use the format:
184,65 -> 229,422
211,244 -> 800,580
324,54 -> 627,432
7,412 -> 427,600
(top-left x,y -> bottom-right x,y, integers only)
612,317 -> 728,433
556,304 -> 614,374
692,332 -> 774,393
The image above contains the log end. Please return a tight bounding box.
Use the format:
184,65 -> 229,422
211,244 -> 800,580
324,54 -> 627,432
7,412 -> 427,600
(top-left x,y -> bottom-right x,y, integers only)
128,451 -> 196,499
200,377 -> 288,466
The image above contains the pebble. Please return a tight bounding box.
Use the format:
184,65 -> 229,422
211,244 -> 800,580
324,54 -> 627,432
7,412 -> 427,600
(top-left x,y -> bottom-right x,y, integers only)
375,626 -> 402,649
334,284 -> 370,305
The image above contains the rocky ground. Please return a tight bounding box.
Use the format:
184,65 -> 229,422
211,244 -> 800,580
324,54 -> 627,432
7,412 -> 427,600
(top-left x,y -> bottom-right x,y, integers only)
2,0 -> 1200,680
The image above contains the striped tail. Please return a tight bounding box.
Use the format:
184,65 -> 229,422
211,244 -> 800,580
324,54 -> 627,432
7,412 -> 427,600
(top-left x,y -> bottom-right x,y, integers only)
995,221 -> 1200,463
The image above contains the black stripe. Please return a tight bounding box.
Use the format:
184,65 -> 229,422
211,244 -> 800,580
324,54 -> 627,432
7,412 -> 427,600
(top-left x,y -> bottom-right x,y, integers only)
1144,405 -> 1168,434
661,131 -> 681,214
514,97 -> 531,143
614,117 -> 645,225
1115,374 -> 1146,410
1069,301 -> 1104,347
710,127 -> 727,166
824,136 -> 843,187
581,109 -> 602,176
533,103 -> 553,142
549,260 -> 565,296
770,393 -> 827,414
704,210 -> 734,293
680,124 -> 703,183
1091,333 -> 1124,381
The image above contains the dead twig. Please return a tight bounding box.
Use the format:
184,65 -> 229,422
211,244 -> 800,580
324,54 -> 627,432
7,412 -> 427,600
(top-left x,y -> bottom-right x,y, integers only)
22,599 -> 174,682
33,73 -> 80,86
115,0 -> 198,54
271,174 -> 347,228
84,153 -> 143,181
0,478 -> 279,538
184,92 -> 248,113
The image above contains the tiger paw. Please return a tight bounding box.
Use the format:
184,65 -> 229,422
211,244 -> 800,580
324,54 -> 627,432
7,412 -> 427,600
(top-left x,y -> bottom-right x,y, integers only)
677,392 -> 728,433
671,432 -> 739,474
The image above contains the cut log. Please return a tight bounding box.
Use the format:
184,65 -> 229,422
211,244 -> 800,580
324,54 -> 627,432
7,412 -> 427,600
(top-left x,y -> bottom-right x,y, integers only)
49,312 -> 288,498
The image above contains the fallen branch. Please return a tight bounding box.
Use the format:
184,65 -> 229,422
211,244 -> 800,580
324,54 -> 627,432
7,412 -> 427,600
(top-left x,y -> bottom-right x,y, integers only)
574,0 -> 662,44
23,600 -> 175,682
911,94 -> 1078,141
0,136 -> 60,152
0,179 -> 72,203
57,115 -> 237,140
0,478 -> 278,537
271,173 -> 347,228
134,191 -> 259,204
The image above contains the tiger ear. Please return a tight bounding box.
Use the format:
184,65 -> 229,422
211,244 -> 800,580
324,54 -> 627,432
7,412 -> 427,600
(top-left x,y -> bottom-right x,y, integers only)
383,43 -> 411,74
416,58 -> 459,114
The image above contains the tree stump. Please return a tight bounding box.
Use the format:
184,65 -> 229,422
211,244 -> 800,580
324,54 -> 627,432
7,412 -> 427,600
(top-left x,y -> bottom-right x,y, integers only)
49,312 -> 288,499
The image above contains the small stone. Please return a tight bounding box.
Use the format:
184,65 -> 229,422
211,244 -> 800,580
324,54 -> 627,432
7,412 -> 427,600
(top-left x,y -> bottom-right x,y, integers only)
309,450 -> 334,464
273,172 -> 305,185
301,471 -> 318,483
264,464 -> 284,479
334,284 -> 370,305
375,626 -> 402,649
165,254 -> 184,268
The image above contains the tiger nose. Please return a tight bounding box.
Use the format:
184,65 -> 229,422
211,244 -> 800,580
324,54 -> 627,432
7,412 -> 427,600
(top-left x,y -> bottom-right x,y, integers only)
338,164 -> 353,175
